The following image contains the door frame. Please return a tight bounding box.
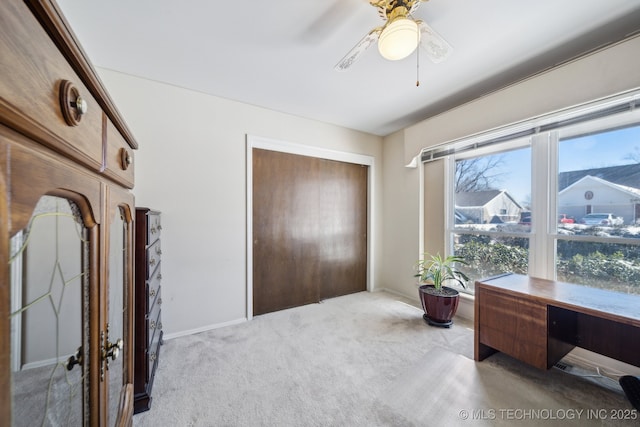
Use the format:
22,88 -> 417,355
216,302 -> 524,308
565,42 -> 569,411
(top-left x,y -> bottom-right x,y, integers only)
246,135 -> 375,320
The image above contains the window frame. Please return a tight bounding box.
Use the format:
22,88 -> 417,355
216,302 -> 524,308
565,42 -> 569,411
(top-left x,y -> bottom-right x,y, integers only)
439,90 -> 640,292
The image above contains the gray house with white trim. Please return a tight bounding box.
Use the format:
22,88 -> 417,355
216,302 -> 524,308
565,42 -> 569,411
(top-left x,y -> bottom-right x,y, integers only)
456,190 -> 522,224
558,164 -> 640,224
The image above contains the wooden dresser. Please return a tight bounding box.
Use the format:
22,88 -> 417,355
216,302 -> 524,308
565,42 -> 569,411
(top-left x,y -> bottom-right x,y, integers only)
0,1 -> 138,425
134,208 -> 163,413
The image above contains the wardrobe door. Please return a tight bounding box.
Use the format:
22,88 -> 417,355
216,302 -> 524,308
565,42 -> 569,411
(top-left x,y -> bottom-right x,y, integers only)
2,131 -> 134,426
9,195 -> 91,426
105,198 -> 135,426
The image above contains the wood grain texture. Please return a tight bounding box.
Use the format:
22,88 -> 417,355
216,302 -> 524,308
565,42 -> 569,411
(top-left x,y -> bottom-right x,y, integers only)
104,118 -> 135,189
252,149 -> 368,315
0,0 -> 103,169
477,287 -> 547,369
0,1 -> 137,424
0,135 -> 9,423
475,273 -> 640,371
26,0 -> 138,150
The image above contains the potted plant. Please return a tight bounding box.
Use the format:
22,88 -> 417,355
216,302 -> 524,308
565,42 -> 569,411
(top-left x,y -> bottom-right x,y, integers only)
414,253 -> 469,327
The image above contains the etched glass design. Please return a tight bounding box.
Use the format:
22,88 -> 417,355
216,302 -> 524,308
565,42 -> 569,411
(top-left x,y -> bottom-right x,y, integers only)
10,195 -> 89,426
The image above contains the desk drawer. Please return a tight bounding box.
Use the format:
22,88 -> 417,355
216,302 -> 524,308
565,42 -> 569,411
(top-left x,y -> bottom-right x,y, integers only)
478,288 -> 547,369
0,1 -> 103,170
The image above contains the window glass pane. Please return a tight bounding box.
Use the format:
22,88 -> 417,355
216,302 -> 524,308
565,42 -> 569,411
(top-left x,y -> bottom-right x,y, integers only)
557,122 -> 640,292
556,240 -> 640,295
453,234 -> 529,292
454,147 -> 531,232
451,145 -> 532,293
558,124 -> 640,231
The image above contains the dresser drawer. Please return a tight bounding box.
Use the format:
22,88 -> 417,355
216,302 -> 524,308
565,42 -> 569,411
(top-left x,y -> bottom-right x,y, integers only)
0,1 -> 103,171
147,327 -> 162,382
147,213 -> 162,245
147,264 -> 162,309
146,239 -> 161,279
104,119 -> 135,188
147,294 -> 162,346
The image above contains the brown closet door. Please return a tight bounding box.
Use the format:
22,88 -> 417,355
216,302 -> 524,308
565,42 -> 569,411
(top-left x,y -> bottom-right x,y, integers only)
252,148 -> 368,315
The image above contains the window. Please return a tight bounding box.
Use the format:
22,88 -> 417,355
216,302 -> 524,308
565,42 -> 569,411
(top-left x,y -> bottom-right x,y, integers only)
451,142 -> 531,292
555,122 -> 640,294
435,92 -> 640,295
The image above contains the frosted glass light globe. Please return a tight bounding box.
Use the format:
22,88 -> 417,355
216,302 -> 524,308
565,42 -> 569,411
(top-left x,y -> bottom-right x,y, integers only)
378,18 -> 420,61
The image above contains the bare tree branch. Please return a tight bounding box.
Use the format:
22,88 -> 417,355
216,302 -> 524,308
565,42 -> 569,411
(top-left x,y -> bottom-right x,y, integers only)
455,155 -> 506,193
624,146 -> 640,163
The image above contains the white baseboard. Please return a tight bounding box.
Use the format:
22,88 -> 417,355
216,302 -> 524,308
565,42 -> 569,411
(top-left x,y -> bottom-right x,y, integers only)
455,292 -> 474,322
376,287 -> 420,306
162,317 -> 247,341
562,348 -> 640,379
21,355 -> 69,371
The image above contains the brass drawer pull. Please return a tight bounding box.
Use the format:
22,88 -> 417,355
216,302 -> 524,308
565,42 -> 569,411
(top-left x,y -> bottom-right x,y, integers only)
59,80 -> 88,126
149,288 -> 156,297
119,147 -> 132,170
150,352 -> 157,363
149,320 -> 156,330
149,258 -> 156,266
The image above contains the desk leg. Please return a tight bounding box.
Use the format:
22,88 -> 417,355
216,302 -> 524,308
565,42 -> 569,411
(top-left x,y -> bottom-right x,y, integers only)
475,341 -> 498,361
547,337 -> 574,369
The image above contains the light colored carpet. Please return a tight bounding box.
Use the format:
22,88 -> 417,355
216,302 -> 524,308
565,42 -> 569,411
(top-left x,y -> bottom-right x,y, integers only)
133,291 -> 635,426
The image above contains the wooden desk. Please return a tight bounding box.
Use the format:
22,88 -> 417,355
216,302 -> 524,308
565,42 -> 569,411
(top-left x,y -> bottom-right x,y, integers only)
474,274 -> 640,370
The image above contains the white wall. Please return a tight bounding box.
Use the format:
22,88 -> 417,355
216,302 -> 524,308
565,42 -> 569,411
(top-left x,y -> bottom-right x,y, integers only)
404,34 -> 640,164
379,131 -> 421,299
97,69 -> 383,338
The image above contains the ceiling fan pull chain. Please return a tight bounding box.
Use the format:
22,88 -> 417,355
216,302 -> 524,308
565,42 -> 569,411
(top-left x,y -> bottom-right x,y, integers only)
416,24 -> 420,87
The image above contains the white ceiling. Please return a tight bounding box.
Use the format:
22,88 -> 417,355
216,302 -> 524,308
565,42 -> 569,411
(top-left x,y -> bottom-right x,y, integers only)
57,0 -> 640,137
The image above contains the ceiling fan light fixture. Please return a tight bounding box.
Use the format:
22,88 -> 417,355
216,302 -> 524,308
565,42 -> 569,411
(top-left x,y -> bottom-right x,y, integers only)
378,17 -> 420,61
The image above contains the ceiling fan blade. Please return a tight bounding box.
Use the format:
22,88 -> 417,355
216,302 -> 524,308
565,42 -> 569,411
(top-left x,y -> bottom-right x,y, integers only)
334,29 -> 381,71
419,22 -> 453,63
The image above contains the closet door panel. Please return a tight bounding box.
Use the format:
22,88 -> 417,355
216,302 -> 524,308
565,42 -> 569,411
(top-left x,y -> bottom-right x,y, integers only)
317,158 -> 368,300
253,149 -> 320,315
252,149 -> 367,315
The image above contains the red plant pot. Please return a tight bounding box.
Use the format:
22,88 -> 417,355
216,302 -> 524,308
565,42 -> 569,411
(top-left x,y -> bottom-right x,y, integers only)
418,284 -> 460,327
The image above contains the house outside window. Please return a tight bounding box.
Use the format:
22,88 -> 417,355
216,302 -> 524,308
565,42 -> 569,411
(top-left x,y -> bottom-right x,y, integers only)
438,93 -> 640,296
555,124 -> 640,294
451,143 -> 531,292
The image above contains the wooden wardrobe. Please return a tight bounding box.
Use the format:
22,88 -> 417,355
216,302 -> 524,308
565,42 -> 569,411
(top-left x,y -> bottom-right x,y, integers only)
0,1 -> 138,425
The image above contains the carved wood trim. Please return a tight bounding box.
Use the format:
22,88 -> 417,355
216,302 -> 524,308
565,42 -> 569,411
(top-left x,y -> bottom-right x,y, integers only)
0,97 -> 103,172
25,0 -> 139,150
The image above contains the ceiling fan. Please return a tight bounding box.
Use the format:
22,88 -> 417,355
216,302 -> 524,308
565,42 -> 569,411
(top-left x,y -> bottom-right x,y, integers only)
335,0 -> 452,71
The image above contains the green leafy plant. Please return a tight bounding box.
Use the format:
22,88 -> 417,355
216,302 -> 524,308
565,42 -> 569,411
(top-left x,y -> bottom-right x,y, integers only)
415,253 -> 469,290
